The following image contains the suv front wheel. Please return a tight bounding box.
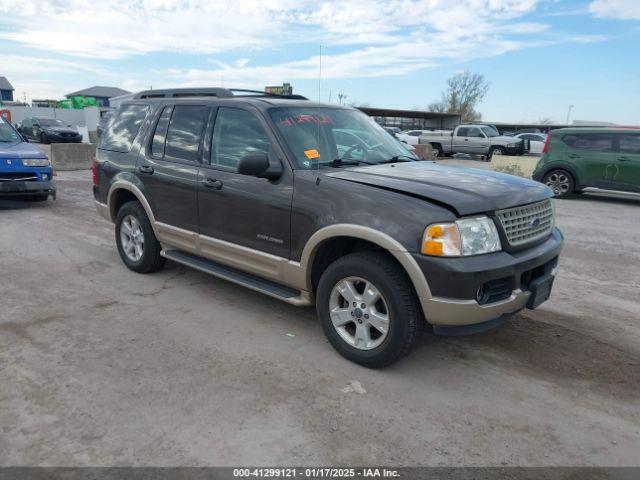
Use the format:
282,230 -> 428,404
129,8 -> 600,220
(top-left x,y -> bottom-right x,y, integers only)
316,252 -> 423,368
115,200 -> 166,273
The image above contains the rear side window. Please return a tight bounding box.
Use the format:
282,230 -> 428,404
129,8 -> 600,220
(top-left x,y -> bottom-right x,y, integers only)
100,104 -> 149,153
618,134 -> 640,154
456,127 -> 469,137
210,108 -> 270,169
164,105 -> 209,162
562,133 -> 613,152
151,106 -> 173,158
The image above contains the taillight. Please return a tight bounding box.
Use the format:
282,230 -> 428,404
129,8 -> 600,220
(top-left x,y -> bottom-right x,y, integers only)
542,133 -> 551,153
91,157 -> 98,185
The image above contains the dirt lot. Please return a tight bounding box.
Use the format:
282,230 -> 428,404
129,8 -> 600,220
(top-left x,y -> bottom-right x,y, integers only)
1,163 -> 639,466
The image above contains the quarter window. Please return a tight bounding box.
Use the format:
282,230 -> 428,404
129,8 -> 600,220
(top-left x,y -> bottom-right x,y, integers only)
164,105 -> 209,162
150,106 -> 173,158
210,108 -> 270,169
618,134 -> 640,154
99,104 -> 150,153
562,133 -> 614,152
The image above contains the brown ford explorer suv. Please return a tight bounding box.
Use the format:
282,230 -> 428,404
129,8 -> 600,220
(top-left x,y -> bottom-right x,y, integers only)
94,88 -> 563,368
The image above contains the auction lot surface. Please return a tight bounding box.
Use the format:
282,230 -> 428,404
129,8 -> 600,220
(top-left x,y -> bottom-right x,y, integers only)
1,164 -> 639,466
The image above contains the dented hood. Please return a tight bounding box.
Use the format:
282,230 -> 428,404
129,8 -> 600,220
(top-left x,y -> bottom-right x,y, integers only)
325,161 -> 552,216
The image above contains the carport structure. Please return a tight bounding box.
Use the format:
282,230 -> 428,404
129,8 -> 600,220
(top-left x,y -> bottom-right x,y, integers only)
358,107 -> 462,130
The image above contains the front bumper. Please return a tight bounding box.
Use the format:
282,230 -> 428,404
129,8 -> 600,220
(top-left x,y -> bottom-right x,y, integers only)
416,228 -> 563,327
0,179 -> 56,197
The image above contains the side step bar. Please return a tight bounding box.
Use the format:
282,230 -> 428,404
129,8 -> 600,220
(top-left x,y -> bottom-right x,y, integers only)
161,250 -> 312,307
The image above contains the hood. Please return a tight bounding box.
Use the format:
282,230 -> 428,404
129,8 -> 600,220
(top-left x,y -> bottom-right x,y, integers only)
0,141 -> 48,159
43,126 -> 78,134
324,162 -> 551,216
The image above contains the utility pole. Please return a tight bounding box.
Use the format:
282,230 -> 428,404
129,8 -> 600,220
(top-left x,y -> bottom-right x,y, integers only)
565,105 -> 574,125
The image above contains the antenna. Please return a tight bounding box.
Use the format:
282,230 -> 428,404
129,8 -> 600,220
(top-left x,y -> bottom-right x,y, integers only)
316,44 -> 322,185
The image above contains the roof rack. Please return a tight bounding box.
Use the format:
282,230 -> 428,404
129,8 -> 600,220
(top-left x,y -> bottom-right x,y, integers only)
133,87 -> 308,100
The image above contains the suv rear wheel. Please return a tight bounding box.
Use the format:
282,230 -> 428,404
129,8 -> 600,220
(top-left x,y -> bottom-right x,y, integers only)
115,200 -> 165,273
316,252 -> 423,368
543,169 -> 575,198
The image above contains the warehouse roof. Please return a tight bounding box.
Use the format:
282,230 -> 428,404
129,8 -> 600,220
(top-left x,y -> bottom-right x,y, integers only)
0,76 -> 14,91
65,86 -> 131,98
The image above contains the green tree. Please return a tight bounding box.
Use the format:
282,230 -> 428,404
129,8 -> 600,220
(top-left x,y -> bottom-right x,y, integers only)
428,71 -> 490,122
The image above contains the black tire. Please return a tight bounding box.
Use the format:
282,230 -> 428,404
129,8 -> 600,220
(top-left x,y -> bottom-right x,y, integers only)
431,144 -> 443,157
542,169 -> 575,198
115,200 -> 166,273
316,252 -> 424,368
489,146 -> 505,159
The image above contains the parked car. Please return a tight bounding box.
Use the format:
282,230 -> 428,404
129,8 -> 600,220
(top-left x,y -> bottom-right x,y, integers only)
515,128 -> 542,135
396,129 -> 433,146
19,116 -> 82,144
515,133 -> 547,154
383,126 -> 401,136
0,116 -> 56,201
420,124 -> 529,158
533,127 -> 640,197
94,88 -> 563,368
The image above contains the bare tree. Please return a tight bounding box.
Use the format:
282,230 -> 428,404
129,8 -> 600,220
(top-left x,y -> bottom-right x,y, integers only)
429,71 -> 489,122
537,117 -> 554,125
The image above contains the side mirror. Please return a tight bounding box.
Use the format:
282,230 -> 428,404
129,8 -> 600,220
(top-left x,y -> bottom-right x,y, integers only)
237,153 -> 283,180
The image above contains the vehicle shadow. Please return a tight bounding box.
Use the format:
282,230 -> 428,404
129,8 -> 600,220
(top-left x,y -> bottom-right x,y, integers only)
405,310 -> 639,400
0,198 -> 36,210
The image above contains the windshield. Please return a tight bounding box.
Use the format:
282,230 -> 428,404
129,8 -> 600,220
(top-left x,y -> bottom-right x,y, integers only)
0,117 -> 22,143
269,107 -> 414,168
480,126 -> 500,137
38,118 -> 66,127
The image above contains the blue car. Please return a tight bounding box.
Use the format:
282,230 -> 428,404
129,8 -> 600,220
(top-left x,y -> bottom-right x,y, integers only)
0,116 -> 55,201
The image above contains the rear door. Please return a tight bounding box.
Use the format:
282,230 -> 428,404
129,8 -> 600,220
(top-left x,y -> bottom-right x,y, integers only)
197,105 -> 292,259
614,132 -> 640,193
452,126 -> 471,153
136,103 -> 209,232
560,132 -> 614,189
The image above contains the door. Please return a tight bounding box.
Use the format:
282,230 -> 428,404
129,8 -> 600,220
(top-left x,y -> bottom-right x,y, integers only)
197,106 -> 292,260
560,132 -> 614,189
136,104 -> 209,233
452,126 -> 472,153
614,133 -> 640,193
466,127 -> 490,155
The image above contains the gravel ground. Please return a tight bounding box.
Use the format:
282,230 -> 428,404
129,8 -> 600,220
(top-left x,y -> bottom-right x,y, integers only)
1,164 -> 639,467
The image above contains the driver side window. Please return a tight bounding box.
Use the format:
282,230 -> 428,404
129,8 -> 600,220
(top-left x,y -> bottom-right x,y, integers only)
211,108 -> 270,170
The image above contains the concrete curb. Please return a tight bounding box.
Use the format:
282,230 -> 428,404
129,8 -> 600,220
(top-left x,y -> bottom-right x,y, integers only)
50,143 -> 96,171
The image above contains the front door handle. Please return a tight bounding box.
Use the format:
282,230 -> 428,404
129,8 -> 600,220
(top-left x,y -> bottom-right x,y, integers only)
202,178 -> 223,190
618,156 -> 631,162
138,165 -> 154,174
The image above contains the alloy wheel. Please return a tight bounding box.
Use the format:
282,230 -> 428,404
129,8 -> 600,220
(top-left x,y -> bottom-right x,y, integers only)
329,276 -> 390,350
545,172 -> 571,196
120,214 -> 145,262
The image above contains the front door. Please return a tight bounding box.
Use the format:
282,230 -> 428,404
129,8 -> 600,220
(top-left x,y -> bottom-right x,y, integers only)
466,127 -> 490,155
614,132 -> 640,193
197,106 -> 292,260
562,132 -> 615,189
136,103 -> 209,233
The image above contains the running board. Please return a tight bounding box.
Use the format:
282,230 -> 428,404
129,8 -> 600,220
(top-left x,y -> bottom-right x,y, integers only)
161,249 -> 312,306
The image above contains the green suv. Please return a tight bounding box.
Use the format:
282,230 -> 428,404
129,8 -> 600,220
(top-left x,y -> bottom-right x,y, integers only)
533,128 -> 640,197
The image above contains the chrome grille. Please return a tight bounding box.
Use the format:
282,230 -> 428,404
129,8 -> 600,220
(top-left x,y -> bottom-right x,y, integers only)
495,199 -> 554,247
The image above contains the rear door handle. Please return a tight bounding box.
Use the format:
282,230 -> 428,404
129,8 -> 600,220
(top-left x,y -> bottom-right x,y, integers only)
202,178 -> 223,190
568,154 -> 581,159
138,165 -> 154,174
618,156 -> 631,162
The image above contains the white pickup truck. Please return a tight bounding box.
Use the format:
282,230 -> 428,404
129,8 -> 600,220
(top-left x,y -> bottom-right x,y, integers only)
419,124 -> 529,158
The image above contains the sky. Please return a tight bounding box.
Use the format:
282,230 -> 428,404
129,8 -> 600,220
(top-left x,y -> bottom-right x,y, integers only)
1,0 -> 639,124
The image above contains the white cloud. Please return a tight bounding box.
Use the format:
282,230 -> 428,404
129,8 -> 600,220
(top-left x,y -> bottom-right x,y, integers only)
589,0 -> 640,20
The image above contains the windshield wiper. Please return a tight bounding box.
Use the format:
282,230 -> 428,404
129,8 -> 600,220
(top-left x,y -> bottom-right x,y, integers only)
324,158 -> 377,167
379,155 -> 415,164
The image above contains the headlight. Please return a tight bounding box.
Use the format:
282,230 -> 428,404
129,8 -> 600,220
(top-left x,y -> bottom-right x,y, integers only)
422,217 -> 501,257
21,158 -> 50,167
